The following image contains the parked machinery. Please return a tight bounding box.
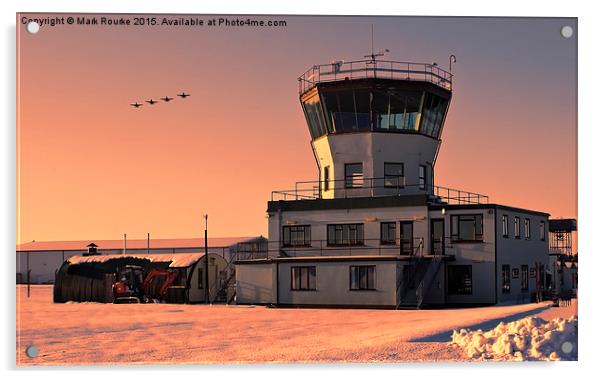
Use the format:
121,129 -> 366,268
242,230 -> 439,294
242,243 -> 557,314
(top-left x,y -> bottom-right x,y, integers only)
112,265 -> 180,304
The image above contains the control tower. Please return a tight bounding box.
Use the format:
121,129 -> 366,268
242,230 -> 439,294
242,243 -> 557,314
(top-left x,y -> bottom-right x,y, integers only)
298,56 -> 453,199
238,54 -> 553,309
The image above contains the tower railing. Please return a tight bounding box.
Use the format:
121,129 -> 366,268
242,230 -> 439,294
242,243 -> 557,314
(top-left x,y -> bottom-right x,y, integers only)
298,59 -> 453,95
270,177 -> 489,205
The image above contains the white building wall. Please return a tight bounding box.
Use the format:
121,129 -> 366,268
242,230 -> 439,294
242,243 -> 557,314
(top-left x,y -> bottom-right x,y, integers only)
187,254 -> 228,303
495,210 -> 549,304
429,208 -> 497,305
277,260 -> 397,307
313,133 -> 439,199
236,263 -> 275,304
268,205 -> 429,257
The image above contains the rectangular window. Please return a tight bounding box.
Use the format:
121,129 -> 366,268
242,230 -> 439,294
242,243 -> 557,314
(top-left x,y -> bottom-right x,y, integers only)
521,265 -> 529,291
539,221 -> 546,241
327,223 -> 364,246
345,163 -> 363,188
384,162 -> 404,188
400,221 -> 414,255
502,215 -> 509,238
282,225 -> 311,247
447,265 -> 472,295
451,214 -> 483,242
323,166 -> 330,191
349,265 -> 376,290
380,222 -> 396,245
525,218 -> 531,240
514,216 -> 521,239
502,265 -> 511,293
291,266 -> 316,291
419,165 -> 427,190
512,268 -> 519,279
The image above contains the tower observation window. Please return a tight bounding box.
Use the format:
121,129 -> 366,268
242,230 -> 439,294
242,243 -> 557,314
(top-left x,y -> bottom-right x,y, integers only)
321,90 -> 371,133
372,89 -> 423,131
302,94 -> 328,139
419,92 -> 448,138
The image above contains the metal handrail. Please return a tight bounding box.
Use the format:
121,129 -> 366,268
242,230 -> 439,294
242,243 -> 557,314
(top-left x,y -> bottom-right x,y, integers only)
267,237 -> 428,257
298,59 -> 453,95
271,177 -> 489,205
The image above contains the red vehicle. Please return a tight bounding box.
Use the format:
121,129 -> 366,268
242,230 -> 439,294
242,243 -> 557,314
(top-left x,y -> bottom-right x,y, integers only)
112,265 -> 180,304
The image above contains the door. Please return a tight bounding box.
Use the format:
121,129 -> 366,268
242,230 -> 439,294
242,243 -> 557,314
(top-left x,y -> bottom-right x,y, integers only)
431,219 -> 444,255
400,221 -> 414,255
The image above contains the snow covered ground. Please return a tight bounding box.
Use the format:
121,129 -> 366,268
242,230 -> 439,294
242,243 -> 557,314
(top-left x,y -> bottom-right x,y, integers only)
451,316 -> 577,361
16,285 -> 577,365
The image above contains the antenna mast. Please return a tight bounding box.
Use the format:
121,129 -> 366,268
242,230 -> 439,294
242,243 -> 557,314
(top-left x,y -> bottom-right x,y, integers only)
364,24 -> 389,62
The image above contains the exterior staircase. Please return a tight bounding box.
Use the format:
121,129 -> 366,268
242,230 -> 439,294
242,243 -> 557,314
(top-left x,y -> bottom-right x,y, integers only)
416,256 -> 443,309
396,240 -> 444,309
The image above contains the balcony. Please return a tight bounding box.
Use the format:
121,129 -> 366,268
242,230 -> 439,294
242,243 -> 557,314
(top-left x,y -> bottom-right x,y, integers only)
298,59 -> 453,95
271,177 -> 489,205
274,237 -> 427,258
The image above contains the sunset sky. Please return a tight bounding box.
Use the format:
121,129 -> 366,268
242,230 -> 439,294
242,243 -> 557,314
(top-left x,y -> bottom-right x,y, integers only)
16,14 -> 577,244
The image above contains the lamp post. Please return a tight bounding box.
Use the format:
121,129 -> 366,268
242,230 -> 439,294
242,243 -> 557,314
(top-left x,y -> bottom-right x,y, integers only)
449,54 -> 457,72
204,214 -> 209,304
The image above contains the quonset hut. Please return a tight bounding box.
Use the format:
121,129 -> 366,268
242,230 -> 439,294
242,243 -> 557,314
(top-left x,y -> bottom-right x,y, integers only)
54,253 -> 228,304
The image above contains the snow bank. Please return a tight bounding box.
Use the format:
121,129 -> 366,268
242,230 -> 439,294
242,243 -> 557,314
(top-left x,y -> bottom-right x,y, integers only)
450,316 -> 577,361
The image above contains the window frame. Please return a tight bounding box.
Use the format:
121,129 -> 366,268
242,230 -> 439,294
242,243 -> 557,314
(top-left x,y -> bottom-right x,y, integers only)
521,264 -> 529,292
282,225 -> 312,247
384,162 -> 405,188
400,221 -> 414,255
344,163 -> 363,189
323,166 -> 330,192
419,165 -> 427,190
349,265 -> 376,291
539,221 -> 546,241
514,216 -> 521,239
502,215 -> 509,238
327,223 -> 365,246
447,265 -> 473,295
380,222 -> 396,245
502,264 -> 511,293
525,218 -> 531,240
451,214 -> 484,242
290,266 -> 317,291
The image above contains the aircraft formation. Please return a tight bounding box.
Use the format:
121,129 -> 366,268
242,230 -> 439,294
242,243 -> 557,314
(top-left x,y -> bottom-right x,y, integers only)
130,92 -> 190,108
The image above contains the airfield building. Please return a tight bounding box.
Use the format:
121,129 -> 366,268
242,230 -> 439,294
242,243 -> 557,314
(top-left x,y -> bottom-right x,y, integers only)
236,57 -> 555,308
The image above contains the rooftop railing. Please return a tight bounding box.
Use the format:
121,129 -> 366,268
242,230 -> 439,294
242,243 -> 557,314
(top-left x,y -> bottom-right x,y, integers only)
271,177 -> 489,205
273,237 -> 426,258
298,59 -> 453,95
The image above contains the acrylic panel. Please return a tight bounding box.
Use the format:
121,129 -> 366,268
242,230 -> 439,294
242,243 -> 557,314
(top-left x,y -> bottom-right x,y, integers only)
16,13 -> 578,365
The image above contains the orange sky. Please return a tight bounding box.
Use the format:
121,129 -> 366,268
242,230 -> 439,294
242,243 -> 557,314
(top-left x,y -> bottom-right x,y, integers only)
16,14 -> 577,244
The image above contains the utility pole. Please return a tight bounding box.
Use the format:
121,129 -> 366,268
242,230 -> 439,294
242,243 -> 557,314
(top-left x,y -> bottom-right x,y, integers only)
204,214 -> 210,304
123,233 -> 127,255
26,251 -> 30,298
147,232 -> 150,255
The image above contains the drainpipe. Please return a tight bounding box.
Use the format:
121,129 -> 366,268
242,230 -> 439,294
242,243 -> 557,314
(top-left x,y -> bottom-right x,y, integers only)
310,141 -> 321,198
